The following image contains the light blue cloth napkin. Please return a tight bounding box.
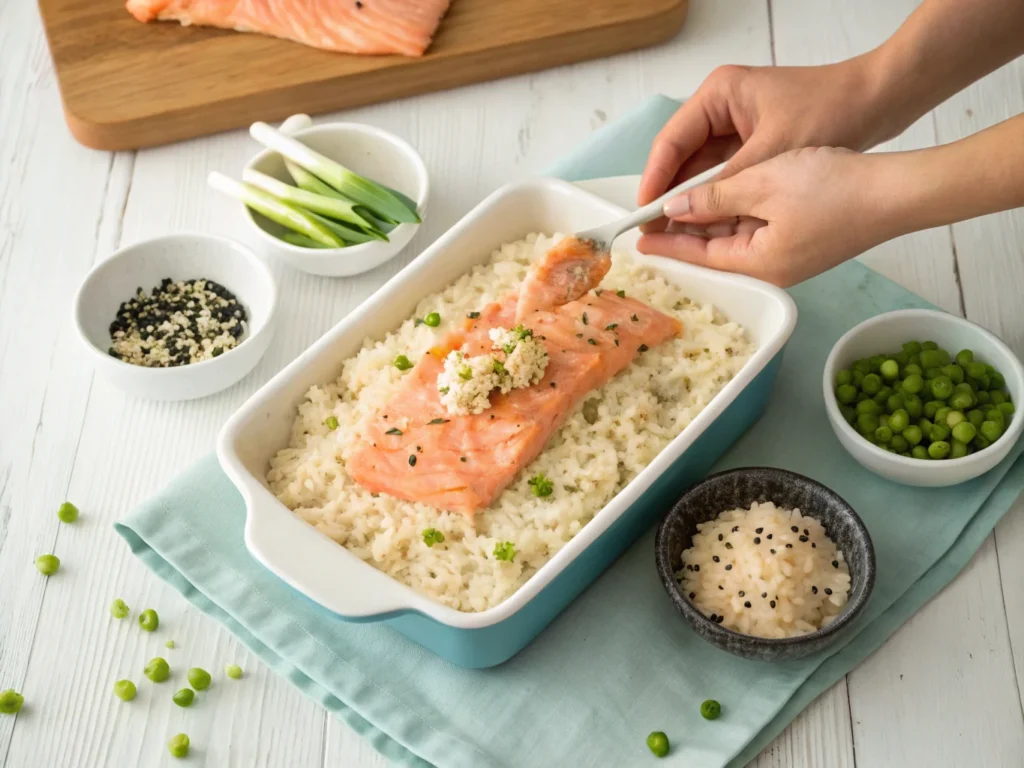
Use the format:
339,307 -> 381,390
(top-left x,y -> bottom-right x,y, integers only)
116,95 -> 1024,768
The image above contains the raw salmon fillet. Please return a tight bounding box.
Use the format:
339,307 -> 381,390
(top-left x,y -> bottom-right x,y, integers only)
347,291 -> 681,514
515,236 -> 611,321
126,0 -> 452,57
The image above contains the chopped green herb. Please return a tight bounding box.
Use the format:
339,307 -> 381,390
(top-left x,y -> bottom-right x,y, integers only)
408,455 -> 417,467
458,365 -> 472,380
493,359 -> 507,375
394,354 -> 413,371
582,312 -> 589,325
424,312 -> 441,327
385,427 -> 403,436
528,473 -> 554,497
225,664 -> 243,680
422,528 -> 445,547
638,344 -> 649,353
467,311 -> 481,319
438,386 -> 450,395
110,598 -> 130,620
616,290 -> 626,298
587,338 -> 597,346
57,501 -> 79,523
605,323 -> 618,331
324,415 -> 339,431
428,418 -> 449,425
512,324 -> 533,340
493,541 -> 516,562
414,318 -> 424,326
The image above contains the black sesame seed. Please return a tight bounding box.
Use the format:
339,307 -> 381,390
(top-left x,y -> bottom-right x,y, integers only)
689,592 -> 696,599
791,526 -> 799,532
724,542 -> 733,549
799,535 -> 809,543
766,533 -> 773,540
753,537 -> 761,544
709,613 -> 717,621
717,534 -> 723,541
693,565 -> 700,572
738,591 -> 745,597
770,600 -> 776,608
408,455 -> 417,467
785,543 -> 793,549
718,585 -> 723,591
832,560 -> 839,568
744,601 -> 751,608
732,526 -> 739,532
714,615 -> 723,624
755,527 -> 763,534
770,549 -> 776,554
724,564 -> 732,571
824,588 -> 833,595
811,586 -> 818,594
803,529 -> 809,535
712,556 -> 720,563
761,592 -> 767,598
811,543 -> 817,548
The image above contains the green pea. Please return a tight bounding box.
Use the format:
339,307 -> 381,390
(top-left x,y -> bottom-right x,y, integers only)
929,375 -> 953,400
967,409 -> 985,427
879,360 -> 899,380
951,422 -> 976,444
840,405 -> 857,424
942,364 -> 964,385
903,363 -> 923,377
950,439 -> 969,459
187,667 -> 211,691
857,413 -> 879,435
920,349 -> 950,369
901,374 -> 924,395
646,731 -> 670,758
113,680 -> 136,702
980,421 -> 1003,442
989,390 -> 1006,406
908,353 -> 922,366
974,435 -> 992,450
930,424 -> 951,442
35,554 -> 60,576
997,401 -> 1015,417
394,354 -> 413,371
869,355 -> 887,371
878,414 -> 891,430
903,394 -> 923,418
172,688 -> 194,707
965,362 -> 987,379
987,409 -> 1005,428
918,417 -> 933,434
923,368 -> 942,381
700,699 -> 722,720
853,359 -> 871,375
924,400 -> 944,419
861,374 -> 882,395
890,435 -> 909,453
856,399 -> 881,416
324,415 -> 339,431
110,598 -> 130,620
836,384 -> 858,404
946,410 -> 966,428
853,370 -> 866,387
423,312 -> 441,327
168,733 -> 190,759
888,409 -> 910,432
0,689 -> 24,714
836,370 -> 853,387
955,349 -> 974,367
973,373 -> 991,390
144,657 -> 170,683
934,407 -> 952,425
874,426 -> 893,444
138,609 -> 159,632
911,445 -> 929,460
903,341 -> 923,356
948,390 -> 974,410
928,441 -> 951,459
902,425 -> 923,446
894,351 -> 910,366
225,664 -> 243,680
990,372 -> 1006,390
881,391 -> 901,412
57,501 -> 79,523
976,390 -> 991,405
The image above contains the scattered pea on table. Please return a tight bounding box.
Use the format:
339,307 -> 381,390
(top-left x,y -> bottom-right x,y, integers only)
110,598 -> 130,620
138,609 -> 159,632
0,689 -> 24,714
144,657 -> 171,683
168,733 -> 190,759
187,667 -> 212,691
700,699 -> 722,720
225,664 -> 243,680
57,501 -> 79,523
646,731 -> 670,758
113,680 -> 136,702
172,688 -> 195,707
35,554 -> 60,576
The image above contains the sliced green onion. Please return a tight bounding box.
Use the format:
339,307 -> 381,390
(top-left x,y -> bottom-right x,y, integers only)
281,232 -> 333,249
250,122 -> 420,224
242,169 -> 384,236
208,173 -> 342,248
306,211 -> 384,244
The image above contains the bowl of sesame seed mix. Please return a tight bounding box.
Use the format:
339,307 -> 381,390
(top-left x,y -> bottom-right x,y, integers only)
74,233 -> 278,401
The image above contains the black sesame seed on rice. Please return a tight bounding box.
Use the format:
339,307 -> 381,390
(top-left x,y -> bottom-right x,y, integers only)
107,277 -> 248,367
712,556 -> 720,563
791,526 -> 799,533
725,542 -> 733,549
785,543 -> 793,549
755,527 -> 763,534
832,560 -> 839,568
770,600 -> 776,608
744,601 -> 751,608
811,586 -> 818,594
753,537 -> 761,544
689,592 -> 696,599
824,588 -> 833,595
799,535 -> 809,543
738,591 -> 745,597
724,564 -> 732,571
718,534 -> 723,541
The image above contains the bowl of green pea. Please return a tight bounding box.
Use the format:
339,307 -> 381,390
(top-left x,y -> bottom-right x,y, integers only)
823,309 -> 1023,487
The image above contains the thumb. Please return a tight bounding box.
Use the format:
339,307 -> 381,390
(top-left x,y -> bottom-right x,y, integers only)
663,172 -> 763,224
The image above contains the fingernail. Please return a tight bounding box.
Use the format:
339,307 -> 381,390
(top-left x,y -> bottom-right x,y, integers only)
663,194 -> 690,219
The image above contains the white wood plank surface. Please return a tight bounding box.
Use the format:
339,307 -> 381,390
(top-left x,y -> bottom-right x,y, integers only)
1,0 -> 1023,766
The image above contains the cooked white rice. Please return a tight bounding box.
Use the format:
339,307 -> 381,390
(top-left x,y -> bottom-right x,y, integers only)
268,233 -> 753,612
678,502 -> 852,637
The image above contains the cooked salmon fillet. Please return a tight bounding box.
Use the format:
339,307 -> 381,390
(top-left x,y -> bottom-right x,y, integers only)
125,0 -> 452,57
515,236 -> 612,321
347,291 -> 681,514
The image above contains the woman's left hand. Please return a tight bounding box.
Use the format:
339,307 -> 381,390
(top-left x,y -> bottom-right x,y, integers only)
637,146 -> 906,287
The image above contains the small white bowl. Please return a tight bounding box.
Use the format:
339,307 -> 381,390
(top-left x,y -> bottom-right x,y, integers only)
242,114 -> 429,278
74,233 -> 278,401
823,309 -> 1024,486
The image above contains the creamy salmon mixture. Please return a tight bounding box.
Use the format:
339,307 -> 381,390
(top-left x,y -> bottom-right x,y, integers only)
267,234 -> 754,611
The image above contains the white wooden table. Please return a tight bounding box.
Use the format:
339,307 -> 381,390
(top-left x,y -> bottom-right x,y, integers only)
2,1 -> 1023,765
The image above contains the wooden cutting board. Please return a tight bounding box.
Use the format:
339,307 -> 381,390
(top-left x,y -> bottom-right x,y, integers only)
38,0 -> 689,151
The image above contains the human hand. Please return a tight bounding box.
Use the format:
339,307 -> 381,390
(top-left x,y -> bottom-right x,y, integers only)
637,147 -> 907,287
638,58 -> 896,232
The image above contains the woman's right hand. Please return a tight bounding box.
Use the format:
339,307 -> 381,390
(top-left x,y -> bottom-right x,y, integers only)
638,56 -> 899,231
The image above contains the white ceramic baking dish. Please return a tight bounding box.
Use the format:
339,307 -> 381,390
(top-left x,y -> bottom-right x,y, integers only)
218,178 -> 797,667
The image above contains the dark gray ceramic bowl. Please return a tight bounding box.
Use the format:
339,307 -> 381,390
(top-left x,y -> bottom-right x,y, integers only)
655,467 -> 875,661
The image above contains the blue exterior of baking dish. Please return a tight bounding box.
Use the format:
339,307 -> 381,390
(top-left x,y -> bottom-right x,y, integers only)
350,351 -> 786,668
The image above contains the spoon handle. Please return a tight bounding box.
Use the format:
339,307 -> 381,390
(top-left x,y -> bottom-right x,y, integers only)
613,161 -> 727,235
